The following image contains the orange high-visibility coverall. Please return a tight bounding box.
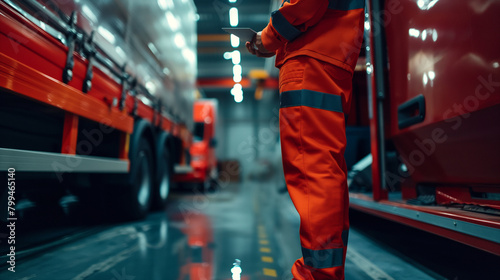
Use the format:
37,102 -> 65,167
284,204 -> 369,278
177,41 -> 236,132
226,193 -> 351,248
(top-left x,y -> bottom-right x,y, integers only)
261,0 -> 364,279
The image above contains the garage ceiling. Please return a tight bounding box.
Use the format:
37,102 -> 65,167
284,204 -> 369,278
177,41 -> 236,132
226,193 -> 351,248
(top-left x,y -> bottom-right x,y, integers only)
194,0 -> 279,84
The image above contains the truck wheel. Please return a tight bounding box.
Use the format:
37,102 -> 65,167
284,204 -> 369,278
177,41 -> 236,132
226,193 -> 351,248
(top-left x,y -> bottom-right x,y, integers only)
122,138 -> 153,219
152,148 -> 172,209
198,180 -> 209,193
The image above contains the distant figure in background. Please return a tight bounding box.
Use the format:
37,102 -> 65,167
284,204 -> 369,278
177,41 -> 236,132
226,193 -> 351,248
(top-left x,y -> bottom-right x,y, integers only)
246,0 -> 364,279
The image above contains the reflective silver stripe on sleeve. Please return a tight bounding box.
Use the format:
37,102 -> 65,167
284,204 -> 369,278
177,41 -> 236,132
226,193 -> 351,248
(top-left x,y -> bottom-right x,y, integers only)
271,10 -> 302,41
302,247 -> 344,268
329,0 -> 365,11
280,89 -> 343,113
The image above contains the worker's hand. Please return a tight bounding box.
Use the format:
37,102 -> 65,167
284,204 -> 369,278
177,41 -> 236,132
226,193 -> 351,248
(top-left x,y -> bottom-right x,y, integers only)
246,32 -> 275,58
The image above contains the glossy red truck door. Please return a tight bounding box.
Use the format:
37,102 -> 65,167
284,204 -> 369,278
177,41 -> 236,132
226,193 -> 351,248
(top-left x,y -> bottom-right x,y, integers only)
384,0 -> 500,185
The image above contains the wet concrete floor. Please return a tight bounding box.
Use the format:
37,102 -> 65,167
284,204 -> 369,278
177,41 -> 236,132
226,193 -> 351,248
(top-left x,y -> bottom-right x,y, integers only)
0,179 -> 448,280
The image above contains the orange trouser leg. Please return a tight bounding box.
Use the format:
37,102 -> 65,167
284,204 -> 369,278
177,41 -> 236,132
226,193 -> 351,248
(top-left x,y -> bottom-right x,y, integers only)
279,56 -> 352,280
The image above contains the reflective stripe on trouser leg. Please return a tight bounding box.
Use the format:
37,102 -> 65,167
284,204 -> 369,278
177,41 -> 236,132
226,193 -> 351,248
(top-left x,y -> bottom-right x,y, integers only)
279,56 -> 351,280
280,89 -> 343,113
302,247 -> 344,269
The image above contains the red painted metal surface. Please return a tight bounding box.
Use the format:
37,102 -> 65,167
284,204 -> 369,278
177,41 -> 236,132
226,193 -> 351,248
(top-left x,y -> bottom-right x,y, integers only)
0,0 -> 191,146
0,52 -> 134,133
383,0 -> 500,186
175,172 -> 204,183
366,0 -> 388,201
197,77 -> 280,90
197,77 -> 252,89
350,193 -> 500,256
182,100 -> 218,183
391,105 -> 500,185
261,78 -> 279,90
360,0 -> 500,252
160,116 -> 174,133
0,2 -> 135,132
61,112 -> 79,154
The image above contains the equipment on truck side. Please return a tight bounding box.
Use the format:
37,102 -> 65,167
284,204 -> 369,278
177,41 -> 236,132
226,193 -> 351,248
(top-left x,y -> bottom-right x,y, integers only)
0,0 -> 213,220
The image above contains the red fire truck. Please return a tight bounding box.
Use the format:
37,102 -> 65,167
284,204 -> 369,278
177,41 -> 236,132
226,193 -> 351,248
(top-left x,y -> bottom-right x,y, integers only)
174,99 -> 218,191
348,0 -> 500,255
0,0 -> 208,219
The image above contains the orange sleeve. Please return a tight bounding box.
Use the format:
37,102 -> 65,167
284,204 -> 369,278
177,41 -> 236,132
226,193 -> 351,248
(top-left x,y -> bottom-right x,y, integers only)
261,0 -> 330,52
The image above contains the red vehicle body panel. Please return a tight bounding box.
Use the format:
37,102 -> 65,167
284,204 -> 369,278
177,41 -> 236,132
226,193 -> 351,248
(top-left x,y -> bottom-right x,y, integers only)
176,100 -> 217,183
384,0 -> 500,185
0,0 -> 192,145
354,0 -> 500,255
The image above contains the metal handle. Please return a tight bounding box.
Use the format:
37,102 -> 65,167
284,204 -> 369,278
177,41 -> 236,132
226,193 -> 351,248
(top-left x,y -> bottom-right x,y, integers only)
398,94 -> 426,129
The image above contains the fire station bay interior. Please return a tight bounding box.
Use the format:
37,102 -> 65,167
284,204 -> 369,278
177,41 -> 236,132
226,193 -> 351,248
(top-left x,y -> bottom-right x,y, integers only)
1,0 -> 500,279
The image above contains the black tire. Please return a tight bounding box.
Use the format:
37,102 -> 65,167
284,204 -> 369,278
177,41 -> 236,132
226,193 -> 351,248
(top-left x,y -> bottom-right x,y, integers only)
152,147 -> 172,210
114,138 -> 154,220
75,138 -> 154,221
196,177 -> 207,193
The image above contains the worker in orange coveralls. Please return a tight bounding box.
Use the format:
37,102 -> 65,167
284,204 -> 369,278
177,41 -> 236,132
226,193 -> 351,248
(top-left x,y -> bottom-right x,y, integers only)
246,0 -> 364,279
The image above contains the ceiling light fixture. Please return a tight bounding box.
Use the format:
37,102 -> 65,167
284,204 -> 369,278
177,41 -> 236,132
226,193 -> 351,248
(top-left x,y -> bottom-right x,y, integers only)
231,34 -> 240,48
231,50 -> 241,64
97,26 -> 115,44
229,7 -> 238,27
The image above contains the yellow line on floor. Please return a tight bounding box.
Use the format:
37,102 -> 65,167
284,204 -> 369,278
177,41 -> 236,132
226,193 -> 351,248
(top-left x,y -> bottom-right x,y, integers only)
261,256 -> 274,263
263,268 -> 277,277
260,247 -> 271,253
259,240 -> 269,245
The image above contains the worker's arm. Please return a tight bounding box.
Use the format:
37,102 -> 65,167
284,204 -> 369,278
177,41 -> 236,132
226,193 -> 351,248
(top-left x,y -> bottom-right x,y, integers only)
260,0 -> 330,52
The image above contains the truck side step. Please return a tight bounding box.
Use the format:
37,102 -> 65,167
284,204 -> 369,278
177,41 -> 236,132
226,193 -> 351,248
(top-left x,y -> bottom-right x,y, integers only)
0,147 -> 129,173
174,164 -> 193,174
